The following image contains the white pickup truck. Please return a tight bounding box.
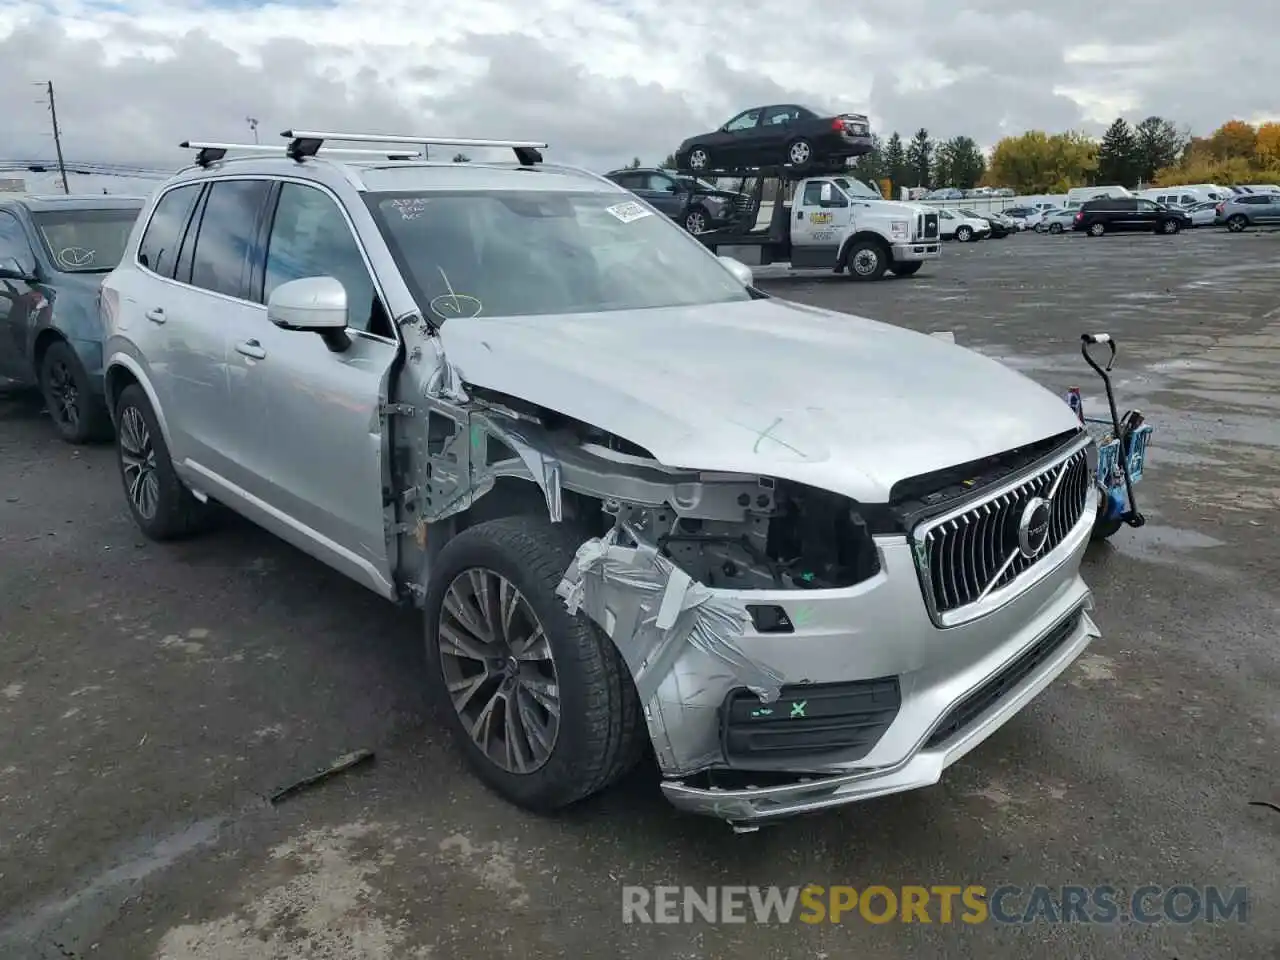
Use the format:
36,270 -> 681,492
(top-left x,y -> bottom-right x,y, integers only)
699,173 -> 941,280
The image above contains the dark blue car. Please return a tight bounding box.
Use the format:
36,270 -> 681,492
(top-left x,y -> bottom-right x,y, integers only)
0,194 -> 145,442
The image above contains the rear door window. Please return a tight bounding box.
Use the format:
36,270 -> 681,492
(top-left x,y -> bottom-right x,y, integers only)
188,179 -> 272,299
137,184 -> 202,278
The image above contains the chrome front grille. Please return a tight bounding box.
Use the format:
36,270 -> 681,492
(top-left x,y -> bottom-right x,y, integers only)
912,440 -> 1092,625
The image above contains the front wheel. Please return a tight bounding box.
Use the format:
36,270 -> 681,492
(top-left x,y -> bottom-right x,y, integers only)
1050,222 -> 1064,234
892,261 -> 923,277
1160,219 -> 1180,234
422,515 -> 646,813
39,340 -> 110,444
956,225 -> 973,242
844,239 -> 889,281
113,384 -> 214,540
1227,214 -> 1248,232
684,207 -> 710,235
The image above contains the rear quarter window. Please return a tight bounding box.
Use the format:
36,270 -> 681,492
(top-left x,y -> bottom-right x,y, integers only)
137,184 -> 202,278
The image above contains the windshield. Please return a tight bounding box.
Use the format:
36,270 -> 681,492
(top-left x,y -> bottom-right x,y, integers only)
833,177 -> 881,198
32,208 -> 140,273
368,190 -> 752,320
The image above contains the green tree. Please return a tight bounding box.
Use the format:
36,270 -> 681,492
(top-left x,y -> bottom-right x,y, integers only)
882,132 -> 906,196
943,135 -> 985,189
1095,118 -> 1139,186
905,128 -> 933,188
626,156 -> 642,169
1133,116 -> 1184,183
849,133 -> 884,184
932,141 -> 953,188
661,153 -> 677,168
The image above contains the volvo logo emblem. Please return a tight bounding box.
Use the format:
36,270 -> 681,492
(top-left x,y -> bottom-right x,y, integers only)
1016,497 -> 1053,558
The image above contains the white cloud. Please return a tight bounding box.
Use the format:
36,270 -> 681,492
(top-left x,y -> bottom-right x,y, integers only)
1,0 -> 1277,186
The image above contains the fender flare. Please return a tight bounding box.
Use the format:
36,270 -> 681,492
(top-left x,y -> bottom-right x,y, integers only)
837,230 -> 894,266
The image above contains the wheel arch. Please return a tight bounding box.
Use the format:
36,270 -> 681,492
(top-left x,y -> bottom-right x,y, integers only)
838,230 -> 893,266
104,353 -> 174,450
32,327 -> 69,372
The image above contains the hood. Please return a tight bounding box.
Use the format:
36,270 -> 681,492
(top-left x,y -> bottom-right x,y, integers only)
439,299 -> 1081,504
870,200 -> 929,218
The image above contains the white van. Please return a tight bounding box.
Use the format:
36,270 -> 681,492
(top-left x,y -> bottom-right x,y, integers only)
1063,185 -> 1132,211
1140,185 -> 1231,206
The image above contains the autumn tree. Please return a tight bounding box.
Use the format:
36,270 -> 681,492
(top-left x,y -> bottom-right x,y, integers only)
986,130 -> 1097,193
1207,120 -> 1257,160
905,128 -> 933,188
1254,122 -> 1280,166
882,132 -> 907,197
1096,118 -> 1139,186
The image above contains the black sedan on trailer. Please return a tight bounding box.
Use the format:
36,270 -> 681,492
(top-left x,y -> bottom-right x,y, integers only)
674,104 -> 873,174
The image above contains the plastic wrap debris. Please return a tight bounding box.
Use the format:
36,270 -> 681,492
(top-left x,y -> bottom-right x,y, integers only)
473,412 -> 563,523
557,526 -> 783,704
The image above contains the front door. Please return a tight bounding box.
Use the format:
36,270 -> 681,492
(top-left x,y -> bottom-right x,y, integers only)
225,179 -> 399,595
633,172 -> 686,219
790,180 -> 846,268
0,210 -> 40,382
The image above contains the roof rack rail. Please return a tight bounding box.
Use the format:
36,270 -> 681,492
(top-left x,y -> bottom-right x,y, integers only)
280,130 -> 546,166
178,140 -> 421,168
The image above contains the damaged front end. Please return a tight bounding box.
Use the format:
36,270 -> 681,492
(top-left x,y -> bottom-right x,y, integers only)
392,332 -> 1098,830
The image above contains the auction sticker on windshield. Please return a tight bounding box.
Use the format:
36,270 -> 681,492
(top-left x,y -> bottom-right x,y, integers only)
606,201 -> 654,224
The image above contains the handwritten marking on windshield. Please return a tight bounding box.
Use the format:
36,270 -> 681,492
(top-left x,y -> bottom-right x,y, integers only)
57,246 -> 95,268
428,266 -> 482,321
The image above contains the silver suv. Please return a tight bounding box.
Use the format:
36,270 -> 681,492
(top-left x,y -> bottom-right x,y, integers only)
1217,193 -> 1280,231
100,130 -> 1101,830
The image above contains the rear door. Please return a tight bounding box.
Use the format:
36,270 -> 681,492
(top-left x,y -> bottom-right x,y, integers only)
1132,198 -> 1162,230
227,178 -> 400,595
0,210 -> 40,382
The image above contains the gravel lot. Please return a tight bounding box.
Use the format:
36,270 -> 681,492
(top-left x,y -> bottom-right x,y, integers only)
2,227 -> 1277,960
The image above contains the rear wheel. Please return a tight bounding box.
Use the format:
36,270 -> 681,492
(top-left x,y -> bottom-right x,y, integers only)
786,138 -> 815,168
1050,222 -> 1064,234
422,515 -> 646,812
844,239 -> 889,281
1227,214 -> 1247,232
1160,219 -> 1180,234
113,384 -> 213,540
956,225 -> 973,242
684,206 -> 711,234
687,147 -> 710,172
39,340 -> 110,444
892,261 -> 923,277
1087,222 -> 1105,236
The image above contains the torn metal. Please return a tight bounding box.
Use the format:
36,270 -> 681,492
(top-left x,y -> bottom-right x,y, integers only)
557,524 -> 785,774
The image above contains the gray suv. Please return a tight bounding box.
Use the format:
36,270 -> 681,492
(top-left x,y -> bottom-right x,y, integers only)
100,131 -> 1102,830
1217,193 -> 1280,231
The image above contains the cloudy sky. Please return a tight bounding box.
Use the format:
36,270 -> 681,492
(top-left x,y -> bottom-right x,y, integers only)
2,0 -> 1277,182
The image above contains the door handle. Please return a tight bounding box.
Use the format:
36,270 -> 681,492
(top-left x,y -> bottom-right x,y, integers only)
796,210 -> 804,221
235,339 -> 266,360
144,307 -> 166,323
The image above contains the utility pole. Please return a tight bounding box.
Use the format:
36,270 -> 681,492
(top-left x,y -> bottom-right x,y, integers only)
36,81 -> 71,194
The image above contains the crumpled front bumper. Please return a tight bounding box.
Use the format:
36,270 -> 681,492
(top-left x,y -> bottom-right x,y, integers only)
660,603 -> 1098,827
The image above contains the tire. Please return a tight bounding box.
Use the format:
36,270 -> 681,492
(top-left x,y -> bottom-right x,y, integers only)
956,225 -> 973,242
1161,219 -> 1180,235
1090,515 -> 1125,542
687,147 -> 710,172
39,339 -> 110,444
1050,222 -> 1064,234
422,515 -> 646,813
113,383 -> 214,541
684,206 -> 711,235
1085,222 -> 1103,236
892,261 -> 923,277
1227,214 -> 1247,233
786,138 -> 815,168
844,239 -> 889,281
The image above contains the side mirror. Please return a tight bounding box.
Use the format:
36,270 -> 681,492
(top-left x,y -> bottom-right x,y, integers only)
267,276 -> 351,352
0,257 -> 37,282
718,255 -> 753,287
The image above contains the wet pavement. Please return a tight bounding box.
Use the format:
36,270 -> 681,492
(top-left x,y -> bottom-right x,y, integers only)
1,228 -> 1278,959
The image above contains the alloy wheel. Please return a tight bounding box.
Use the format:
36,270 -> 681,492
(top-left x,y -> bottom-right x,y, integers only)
689,149 -> 708,170
789,140 -> 812,165
685,210 -> 707,234
437,569 -> 560,774
851,248 -> 880,276
46,359 -> 80,432
118,405 -> 160,520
